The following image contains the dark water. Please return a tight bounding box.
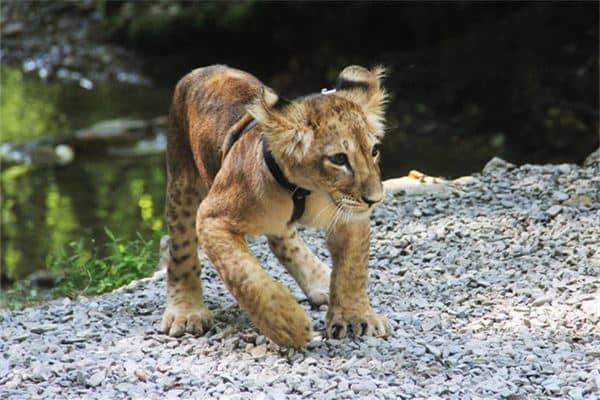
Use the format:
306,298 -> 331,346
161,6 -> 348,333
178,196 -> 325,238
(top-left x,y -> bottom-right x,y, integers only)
1,156 -> 165,280
2,2 -> 599,286
1,70 -> 168,281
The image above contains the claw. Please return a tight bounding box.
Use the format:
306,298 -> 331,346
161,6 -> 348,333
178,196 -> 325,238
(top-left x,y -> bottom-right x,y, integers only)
360,322 -> 368,336
331,324 -> 342,339
161,306 -> 214,338
160,313 -> 175,334
331,324 -> 341,338
326,309 -> 392,340
328,322 -> 348,339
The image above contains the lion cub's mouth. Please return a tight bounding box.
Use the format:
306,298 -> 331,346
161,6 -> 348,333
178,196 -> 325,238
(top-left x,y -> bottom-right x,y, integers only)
332,196 -> 372,220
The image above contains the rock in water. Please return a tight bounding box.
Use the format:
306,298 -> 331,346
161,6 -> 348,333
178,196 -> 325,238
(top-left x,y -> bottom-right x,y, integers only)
74,118 -> 150,144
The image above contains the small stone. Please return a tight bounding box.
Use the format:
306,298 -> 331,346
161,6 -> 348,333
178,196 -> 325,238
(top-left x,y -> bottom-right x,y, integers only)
30,324 -> 57,334
31,364 -> 52,382
351,381 -> 377,394
60,337 -> 87,344
568,387 -> 584,400
531,295 -> 552,307
134,370 -> 147,382
581,299 -> 600,317
303,357 -> 318,366
87,371 -> 105,387
255,335 -> 266,346
0,359 -> 9,378
250,344 -> 268,358
552,191 -> 569,202
546,205 -> 562,217
123,360 -> 137,375
543,380 -> 560,394
425,344 -> 442,358
555,163 -> 573,173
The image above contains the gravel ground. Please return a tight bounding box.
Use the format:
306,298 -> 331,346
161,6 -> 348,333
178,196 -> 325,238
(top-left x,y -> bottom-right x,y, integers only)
1,156 -> 599,399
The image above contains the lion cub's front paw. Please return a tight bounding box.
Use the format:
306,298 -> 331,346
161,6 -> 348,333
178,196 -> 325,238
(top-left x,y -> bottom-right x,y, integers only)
326,309 -> 392,339
161,303 -> 214,337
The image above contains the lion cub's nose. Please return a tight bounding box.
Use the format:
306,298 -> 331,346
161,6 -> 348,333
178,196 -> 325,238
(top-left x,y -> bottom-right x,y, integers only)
362,196 -> 381,207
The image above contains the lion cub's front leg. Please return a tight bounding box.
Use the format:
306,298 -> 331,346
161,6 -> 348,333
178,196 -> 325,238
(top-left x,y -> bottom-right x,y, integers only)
198,217 -> 313,348
325,219 -> 392,339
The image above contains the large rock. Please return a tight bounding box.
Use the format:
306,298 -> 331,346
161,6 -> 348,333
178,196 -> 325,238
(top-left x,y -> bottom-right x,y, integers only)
482,156 -> 516,175
0,116 -> 168,167
383,170 -> 463,198
583,147 -> 600,167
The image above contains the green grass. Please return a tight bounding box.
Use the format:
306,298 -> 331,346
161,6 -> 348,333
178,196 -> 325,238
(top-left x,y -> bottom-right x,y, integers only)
0,229 -> 160,309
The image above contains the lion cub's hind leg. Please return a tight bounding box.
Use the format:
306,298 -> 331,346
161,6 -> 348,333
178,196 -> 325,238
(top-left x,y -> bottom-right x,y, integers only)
160,174 -> 213,337
267,227 -> 331,307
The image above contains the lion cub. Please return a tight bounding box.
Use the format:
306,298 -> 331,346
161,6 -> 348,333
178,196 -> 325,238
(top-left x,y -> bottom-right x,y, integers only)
160,64 -> 392,347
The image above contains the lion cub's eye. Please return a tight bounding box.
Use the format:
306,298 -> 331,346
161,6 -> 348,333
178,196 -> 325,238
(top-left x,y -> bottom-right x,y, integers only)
372,145 -> 380,158
328,153 -> 349,166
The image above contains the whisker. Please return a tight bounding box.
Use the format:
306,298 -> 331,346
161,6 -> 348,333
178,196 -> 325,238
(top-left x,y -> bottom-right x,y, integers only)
324,209 -> 336,238
326,206 -> 343,238
309,201 -> 335,226
343,209 -> 351,223
324,209 -> 336,237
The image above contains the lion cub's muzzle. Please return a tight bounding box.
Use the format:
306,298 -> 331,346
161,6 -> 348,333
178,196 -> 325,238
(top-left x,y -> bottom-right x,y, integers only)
360,179 -> 384,209
361,193 -> 383,208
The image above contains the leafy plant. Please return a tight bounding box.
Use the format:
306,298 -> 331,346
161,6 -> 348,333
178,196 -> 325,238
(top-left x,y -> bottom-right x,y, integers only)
0,229 -> 160,309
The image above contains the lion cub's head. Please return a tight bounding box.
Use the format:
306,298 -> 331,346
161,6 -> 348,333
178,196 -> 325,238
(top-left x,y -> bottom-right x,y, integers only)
249,65 -> 388,218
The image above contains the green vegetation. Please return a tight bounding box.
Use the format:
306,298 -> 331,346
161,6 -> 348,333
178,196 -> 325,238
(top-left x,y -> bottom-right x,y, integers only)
0,68 -> 65,144
0,229 -> 160,309
1,156 -> 166,281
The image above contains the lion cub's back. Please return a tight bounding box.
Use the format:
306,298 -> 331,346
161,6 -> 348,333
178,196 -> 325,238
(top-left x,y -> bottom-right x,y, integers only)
168,65 -> 263,182
173,64 -> 263,137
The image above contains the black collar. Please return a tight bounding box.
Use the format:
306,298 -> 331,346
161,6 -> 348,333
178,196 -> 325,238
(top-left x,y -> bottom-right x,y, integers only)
261,138 -> 311,224
227,117 -> 311,224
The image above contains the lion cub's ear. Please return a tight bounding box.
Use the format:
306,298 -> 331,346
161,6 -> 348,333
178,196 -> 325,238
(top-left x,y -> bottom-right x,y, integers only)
335,65 -> 388,140
247,87 -> 312,162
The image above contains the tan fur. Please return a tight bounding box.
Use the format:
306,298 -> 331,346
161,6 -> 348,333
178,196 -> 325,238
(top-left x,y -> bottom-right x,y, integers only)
267,227 -> 330,307
160,64 -> 392,347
